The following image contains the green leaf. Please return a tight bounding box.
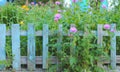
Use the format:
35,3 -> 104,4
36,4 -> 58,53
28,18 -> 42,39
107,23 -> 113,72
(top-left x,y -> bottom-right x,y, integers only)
70,56 -> 77,66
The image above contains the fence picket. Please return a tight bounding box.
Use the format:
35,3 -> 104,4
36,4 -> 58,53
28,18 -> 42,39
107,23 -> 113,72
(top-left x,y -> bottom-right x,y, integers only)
11,24 -> 21,70
97,24 -> 103,47
97,24 -> 103,67
27,24 -> 36,70
0,23 -> 119,71
57,24 -> 62,51
0,24 -> 6,70
110,24 -> 116,69
42,24 -> 49,69
57,24 -> 63,71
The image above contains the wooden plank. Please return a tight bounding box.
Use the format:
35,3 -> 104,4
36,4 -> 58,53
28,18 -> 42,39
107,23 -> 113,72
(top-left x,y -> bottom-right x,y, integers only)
11,24 -> 21,70
27,24 -> 36,70
110,24 -> 116,69
42,24 -> 49,69
5,30 -> 120,36
115,31 -> 120,36
83,24 -> 89,37
70,24 -> 77,54
57,24 -> 63,71
0,24 -> 6,70
100,55 -> 120,64
0,69 -> 43,72
97,24 -> 103,67
6,30 -> 27,36
97,24 -> 103,47
57,24 -> 62,51
0,55 -> 118,65
21,56 -> 57,64
35,31 -> 42,36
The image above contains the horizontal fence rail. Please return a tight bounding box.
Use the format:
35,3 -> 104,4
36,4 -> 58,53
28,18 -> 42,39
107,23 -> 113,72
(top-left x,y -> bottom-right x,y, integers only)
0,23 -> 118,71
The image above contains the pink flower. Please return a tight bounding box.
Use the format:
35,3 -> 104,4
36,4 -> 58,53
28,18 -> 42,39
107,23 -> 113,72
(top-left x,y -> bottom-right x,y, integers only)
54,13 -> 62,19
100,0 -> 104,2
31,2 -> 34,5
54,13 -> 62,22
55,1 -> 61,5
70,24 -> 77,33
110,29 -> 115,32
72,0 -> 78,3
104,24 -> 111,30
102,4 -> 107,9
54,17 -> 59,22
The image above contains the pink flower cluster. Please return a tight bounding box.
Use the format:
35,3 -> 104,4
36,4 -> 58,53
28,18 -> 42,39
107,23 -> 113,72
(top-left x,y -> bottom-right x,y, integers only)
100,0 -> 104,2
54,13 -> 62,22
104,24 -> 115,32
31,2 -> 35,5
30,1 -> 44,6
54,1 -> 62,22
104,24 -> 110,30
72,0 -> 78,3
70,24 -> 77,33
102,4 -> 107,9
55,1 -> 61,5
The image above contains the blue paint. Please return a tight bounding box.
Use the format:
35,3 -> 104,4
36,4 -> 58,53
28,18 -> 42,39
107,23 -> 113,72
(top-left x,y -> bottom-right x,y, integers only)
27,24 -> 36,70
42,24 -> 49,69
0,24 -> 6,70
11,24 -> 21,70
57,24 -> 62,51
0,0 -> 7,6
110,24 -> 116,69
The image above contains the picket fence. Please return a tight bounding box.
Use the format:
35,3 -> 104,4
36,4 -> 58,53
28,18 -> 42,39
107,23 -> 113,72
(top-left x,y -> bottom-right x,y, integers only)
0,24 -> 119,71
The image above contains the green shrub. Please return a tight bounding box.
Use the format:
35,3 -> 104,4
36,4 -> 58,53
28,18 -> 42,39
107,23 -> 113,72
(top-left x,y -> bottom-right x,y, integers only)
0,4 -> 25,27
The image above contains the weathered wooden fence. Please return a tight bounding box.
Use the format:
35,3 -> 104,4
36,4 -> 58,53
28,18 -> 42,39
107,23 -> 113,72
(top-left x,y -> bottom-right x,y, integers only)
0,24 -> 119,71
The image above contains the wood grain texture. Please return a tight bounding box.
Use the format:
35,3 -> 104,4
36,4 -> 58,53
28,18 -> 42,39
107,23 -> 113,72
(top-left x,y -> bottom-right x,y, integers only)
57,24 -> 63,71
110,24 -> 116,69
0,24 -> 6,70
27,24 -> 36,70
97,24 -> 103,67
97,24 -> 103,47
11,24 -> 21,70
57,24 -> 62,51
0,23 -> 119,70
42,24 -> 49,69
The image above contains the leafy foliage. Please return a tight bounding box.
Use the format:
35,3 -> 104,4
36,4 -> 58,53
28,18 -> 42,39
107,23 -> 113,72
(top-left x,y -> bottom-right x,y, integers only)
0,0 -> 120,71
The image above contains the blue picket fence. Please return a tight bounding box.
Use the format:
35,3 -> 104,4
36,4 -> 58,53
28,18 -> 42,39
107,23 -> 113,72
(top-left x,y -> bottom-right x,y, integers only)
0,23 -> 118,71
